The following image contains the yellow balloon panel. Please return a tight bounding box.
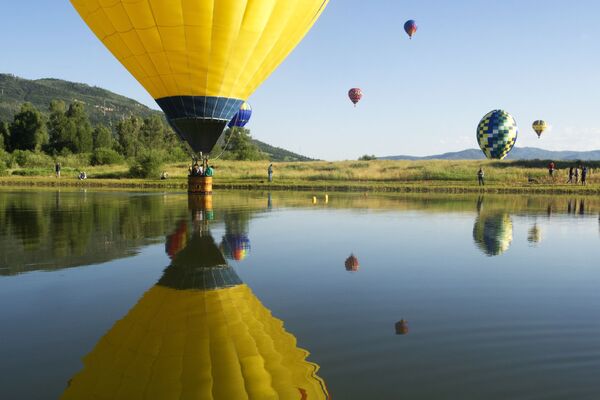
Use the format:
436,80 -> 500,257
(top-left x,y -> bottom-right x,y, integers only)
70,0 -> 329,100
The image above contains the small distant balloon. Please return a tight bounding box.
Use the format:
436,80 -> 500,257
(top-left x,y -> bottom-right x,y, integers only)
476,110 -> 519,160
345,254 -> 360,272
404,20 -> 418,39
532,120 -> 548,139
395,319 -> 409,335
228,102 -> 252,129
348,88 -> 363,107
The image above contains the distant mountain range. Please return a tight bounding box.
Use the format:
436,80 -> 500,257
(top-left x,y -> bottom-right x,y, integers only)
0,73 -> 312,161
381,147 -> 600,161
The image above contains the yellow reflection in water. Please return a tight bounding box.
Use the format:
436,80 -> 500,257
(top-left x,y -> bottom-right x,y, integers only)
62,225 -> 328,399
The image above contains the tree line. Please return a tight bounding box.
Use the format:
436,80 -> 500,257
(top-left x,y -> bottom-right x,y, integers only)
0,100 -> 267,168
0,101 -> 187,159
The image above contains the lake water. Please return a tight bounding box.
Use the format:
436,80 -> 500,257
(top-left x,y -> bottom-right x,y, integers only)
1,189 -> 600,400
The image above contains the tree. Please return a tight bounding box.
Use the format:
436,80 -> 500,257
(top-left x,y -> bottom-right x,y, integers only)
359,154 -> 377,161
140,115 -> 167,149
0,121 -> 8,151
93,124 -> 113,150
9,103 -> 48,151
47,100 -> 69,153
116,116 -> 142,157
65,102 -> 93,153
221,128 -> 266,161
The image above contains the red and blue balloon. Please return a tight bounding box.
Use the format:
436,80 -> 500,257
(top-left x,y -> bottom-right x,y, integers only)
404,20 -> 418,39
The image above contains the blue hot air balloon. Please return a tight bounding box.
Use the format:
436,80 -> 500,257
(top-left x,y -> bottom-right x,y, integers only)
228,102 -> 253,129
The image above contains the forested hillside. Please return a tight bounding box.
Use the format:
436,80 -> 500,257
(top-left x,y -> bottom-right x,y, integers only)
0,73 -> 312,162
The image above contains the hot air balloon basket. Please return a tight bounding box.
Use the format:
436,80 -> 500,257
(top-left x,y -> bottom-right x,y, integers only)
188,176 -> 213,195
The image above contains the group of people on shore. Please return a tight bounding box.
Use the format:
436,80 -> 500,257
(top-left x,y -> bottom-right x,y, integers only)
477,162 -> 593,187
548,162 -> 590,185
55,162 -> 87,180
565,165 -> 589,185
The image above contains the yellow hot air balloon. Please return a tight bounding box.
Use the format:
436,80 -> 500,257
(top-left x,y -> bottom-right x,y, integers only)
532,120 -> 548,139
62,227 -> 329,400
70,0 -> 329,154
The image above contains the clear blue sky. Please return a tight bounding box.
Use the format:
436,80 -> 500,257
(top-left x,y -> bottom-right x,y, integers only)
2,0 -> 600,160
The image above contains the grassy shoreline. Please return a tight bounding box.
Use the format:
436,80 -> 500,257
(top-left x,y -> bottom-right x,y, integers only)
2,159 -> 600,195
2,175 -> 600,195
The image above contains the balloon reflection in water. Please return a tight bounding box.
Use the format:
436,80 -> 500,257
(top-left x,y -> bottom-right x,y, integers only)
62,226 -> 329,399
165,221 -> 188,259
528,223 -> 542,245
395,320 -> 409,335
221,233 -> 252,261
345,254 -> 360,272
473,213 -> 513,256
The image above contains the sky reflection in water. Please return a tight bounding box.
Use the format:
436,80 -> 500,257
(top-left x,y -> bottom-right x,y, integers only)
1,190 -> 600,400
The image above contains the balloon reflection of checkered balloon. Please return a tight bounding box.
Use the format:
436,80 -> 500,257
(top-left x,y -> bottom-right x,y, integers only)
476,110 -> 518,160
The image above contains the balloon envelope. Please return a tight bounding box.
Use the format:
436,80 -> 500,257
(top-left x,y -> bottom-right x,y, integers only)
345,254 -> 360,272
532,120 -> 548,138
228,102 -> 253,128
404,20 -> 418,38
348,88 -> 363,105
70,0 -> 329,153
476,110 -> 518,160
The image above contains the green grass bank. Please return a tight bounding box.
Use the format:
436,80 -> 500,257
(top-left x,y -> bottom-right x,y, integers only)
2,159 -> 600,195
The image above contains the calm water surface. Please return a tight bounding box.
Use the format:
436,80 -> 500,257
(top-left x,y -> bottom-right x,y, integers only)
1,190 -> 600,399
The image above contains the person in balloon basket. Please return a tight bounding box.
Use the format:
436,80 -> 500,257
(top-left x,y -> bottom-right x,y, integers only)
190,162 -> 202,177
477,167 -> 485,186
204,165 -> 214,177
268,164 -> 273,182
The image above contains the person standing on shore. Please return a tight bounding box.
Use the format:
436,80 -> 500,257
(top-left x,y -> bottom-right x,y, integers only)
581,166 -> 588,186
575,166 -> 580,184
55,162 -> 61,178
477,167 -> 485,186
268,163 -> 273,182
548,161 -> 555,177
567,167 -> 574,184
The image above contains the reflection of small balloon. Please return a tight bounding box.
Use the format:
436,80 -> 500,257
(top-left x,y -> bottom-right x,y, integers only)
348,88 -> 363,106
476,110 -> 518,160
165,221 -> 188,259
473,213 -> 513,256
395,319 -> 409,335
345,254 -> 360,272
404,20 -> 418,39
221,234 -> 251,261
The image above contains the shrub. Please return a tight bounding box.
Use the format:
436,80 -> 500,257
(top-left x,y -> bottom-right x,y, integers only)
359,154 -> 377,161
129,150 -> 164,178
12,150 -> 53,168
91,147 -> 124,166
0,159 -> 7,176
162,146 -> 189,163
